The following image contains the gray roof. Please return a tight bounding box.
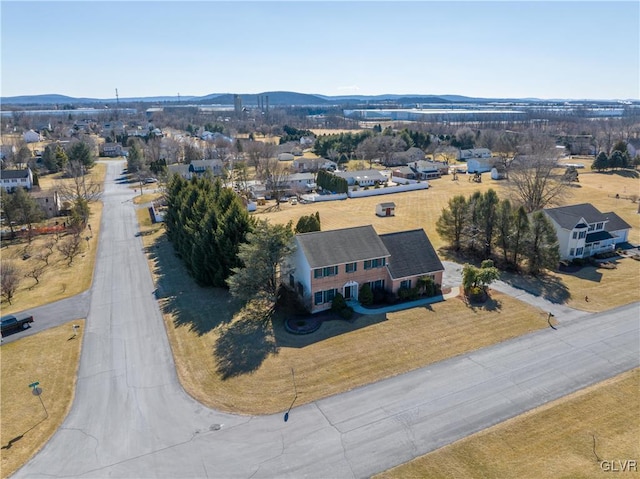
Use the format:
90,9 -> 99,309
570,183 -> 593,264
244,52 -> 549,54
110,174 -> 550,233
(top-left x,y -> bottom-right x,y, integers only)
379,229 -> 444,280
601,212 -> 632,231
0,169 -> 30,179
586,231 -> 614,243
544,203 -> 609,230
335,169 -> 387,181
296,225 -> 389,268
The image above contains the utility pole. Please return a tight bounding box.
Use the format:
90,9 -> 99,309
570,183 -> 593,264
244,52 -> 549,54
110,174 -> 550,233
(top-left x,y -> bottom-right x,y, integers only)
115,88 -> 120,120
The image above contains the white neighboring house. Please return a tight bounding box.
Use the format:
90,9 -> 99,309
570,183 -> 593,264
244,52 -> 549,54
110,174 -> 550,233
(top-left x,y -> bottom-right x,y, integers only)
23,130 -> 42,143
0,168 -> 33,191
286,173 -> 316,193
467,157 -> 496,173
292,157 -> 337,172
335,169 -> 387,187
543,203 -> 632,260
458,148 -> 492,160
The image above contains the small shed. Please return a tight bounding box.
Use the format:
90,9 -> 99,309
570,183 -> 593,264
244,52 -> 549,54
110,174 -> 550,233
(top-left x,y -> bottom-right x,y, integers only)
376,202 -> 396,217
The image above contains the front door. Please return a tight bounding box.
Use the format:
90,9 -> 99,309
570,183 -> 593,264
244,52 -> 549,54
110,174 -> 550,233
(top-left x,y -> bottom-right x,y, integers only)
344,285 -> 353,300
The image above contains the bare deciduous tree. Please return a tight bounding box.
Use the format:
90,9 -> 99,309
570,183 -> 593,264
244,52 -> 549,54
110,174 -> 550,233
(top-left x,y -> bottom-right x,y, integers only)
57,234 -> 83,266
59,160 -> 102,203
1,261 -> 21,305
508,134 -> 567,212
25,263 -> 47,288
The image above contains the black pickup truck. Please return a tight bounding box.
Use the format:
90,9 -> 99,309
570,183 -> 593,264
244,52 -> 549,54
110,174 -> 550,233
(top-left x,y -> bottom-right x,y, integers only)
1,314 -> 34,336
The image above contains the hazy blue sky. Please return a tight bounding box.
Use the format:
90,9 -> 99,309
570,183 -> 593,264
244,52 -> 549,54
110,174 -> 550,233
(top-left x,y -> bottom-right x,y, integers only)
1,1 -> 638,100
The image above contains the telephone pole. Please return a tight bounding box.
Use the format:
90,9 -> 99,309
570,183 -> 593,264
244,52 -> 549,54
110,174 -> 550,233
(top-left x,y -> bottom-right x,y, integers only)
115,88 -> 120,120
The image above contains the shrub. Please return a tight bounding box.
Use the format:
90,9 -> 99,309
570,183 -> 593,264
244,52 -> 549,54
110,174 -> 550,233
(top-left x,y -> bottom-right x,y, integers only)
372,286 -> 386,304
359,283 -> 373,306
339,306 -> 354,320
331,292 -> 347,312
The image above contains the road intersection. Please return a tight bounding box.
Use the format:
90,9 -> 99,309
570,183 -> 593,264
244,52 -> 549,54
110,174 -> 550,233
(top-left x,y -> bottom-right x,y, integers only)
14,160 -> 640,478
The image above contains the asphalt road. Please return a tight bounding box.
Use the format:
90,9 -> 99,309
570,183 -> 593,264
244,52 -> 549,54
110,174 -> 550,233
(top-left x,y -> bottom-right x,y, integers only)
13,160 -> 640,478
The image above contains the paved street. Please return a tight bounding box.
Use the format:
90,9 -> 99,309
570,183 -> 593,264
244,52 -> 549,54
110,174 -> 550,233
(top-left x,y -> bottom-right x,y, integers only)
13,160 -> 640,478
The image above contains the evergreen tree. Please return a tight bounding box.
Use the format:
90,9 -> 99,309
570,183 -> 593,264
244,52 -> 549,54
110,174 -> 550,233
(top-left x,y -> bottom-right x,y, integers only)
478,189 -> 499,257
67,141 -> 95,169
436,195 -> 468,251
511,206 -> 530,268
525,212 -> 560,275
295,212 -> 321,233
462,191 -> 483,253
592,151 -> 609,171
227,219 -> 294,304
127,143 -> 144,173
494,199 -> 513,265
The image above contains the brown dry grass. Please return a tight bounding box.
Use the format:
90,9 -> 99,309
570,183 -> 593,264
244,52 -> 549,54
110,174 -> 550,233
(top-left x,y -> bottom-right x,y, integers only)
255,178 -> 500,251
1,202 -> 102,315
376,368 -> 640,479
551,257 -> 640,311
0,320 -> 84,479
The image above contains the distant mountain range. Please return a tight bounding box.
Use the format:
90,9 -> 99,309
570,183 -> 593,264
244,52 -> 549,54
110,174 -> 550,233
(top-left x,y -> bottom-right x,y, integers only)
0,91 -> 633,107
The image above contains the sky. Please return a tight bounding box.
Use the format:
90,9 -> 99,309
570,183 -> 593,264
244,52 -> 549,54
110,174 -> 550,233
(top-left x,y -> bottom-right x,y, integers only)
1,1 -> 639,100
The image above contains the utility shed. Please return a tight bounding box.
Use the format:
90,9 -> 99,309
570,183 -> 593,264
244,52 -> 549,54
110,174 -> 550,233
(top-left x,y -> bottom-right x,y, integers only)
376,202 -> 396,217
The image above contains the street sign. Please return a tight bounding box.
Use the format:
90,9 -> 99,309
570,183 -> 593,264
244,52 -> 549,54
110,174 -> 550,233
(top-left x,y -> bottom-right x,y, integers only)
28,381 -> 40,389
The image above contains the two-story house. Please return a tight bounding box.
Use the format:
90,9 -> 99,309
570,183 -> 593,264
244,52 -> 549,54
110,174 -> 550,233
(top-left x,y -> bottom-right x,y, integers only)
189,159 -> 224,177
0,168 -> 33,191
543,203 -> 632,260
102,142 -> 123,157
285,225 -> 444,313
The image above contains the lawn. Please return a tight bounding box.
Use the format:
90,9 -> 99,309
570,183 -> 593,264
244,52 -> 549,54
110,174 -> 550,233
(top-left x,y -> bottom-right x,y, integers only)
137,209 -> 549,415
1,202 -> 102,315
0,320 -> 85,479
376,368 -> 640,479
1,164 -> 106,315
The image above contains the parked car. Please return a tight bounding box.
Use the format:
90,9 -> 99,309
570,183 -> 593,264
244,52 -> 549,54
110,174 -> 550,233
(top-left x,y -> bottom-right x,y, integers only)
1,314 -> 34,336
144,177 -> 158,184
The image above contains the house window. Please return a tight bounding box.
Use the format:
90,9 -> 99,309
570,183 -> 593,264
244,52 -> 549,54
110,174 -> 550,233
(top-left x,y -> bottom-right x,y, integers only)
570,248 -> 575,256
324,289 -> 336,303
364,258 -> 386,270
372,279 -> 385,290
345,262 -> 357,273
578,231 -> 586,239
596,222 -> 604,230
588,224 -> 595,232
323,266 -> 338,277
576,247 -> 584,256
314,269 -> 322,279
314,289 -> 337,305
400,280 -> 411,289
572,232 -> 577,239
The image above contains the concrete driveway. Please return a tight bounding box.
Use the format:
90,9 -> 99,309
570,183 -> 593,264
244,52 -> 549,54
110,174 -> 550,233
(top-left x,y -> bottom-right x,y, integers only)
13,161 -> 640,478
